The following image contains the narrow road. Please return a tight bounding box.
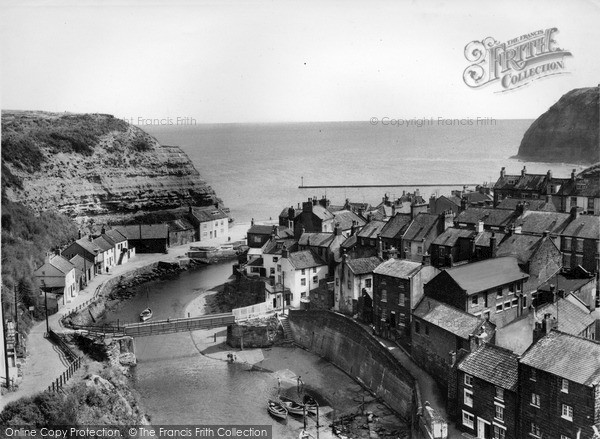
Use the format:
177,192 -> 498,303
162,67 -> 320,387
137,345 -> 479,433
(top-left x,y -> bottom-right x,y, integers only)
0,223 -> 250,411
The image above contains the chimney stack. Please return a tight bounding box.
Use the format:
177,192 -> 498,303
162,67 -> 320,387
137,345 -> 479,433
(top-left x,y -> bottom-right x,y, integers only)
460,197 -> 467,212
388,246 -> 398,259
570,206 -> 579,221
334,222 -> 341,236
377,234 -> 383,259
281,244 -> 288,259
500,167 -> 506,178
546,169 -> 552,181
422,252 -> 431,266
521,166 -> 527,177
476,220 -> 484,233
251,218 -> 255,226
571,168 -> 576,181
350,220 -> 357,236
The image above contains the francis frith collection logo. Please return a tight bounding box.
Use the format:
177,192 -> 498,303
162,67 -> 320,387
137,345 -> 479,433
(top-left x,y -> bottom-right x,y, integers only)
463,28 -> 572,92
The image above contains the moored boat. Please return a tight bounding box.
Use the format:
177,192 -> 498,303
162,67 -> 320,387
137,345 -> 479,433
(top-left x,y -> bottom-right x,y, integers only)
302,394 -> 318,415
267,399 -> 288,420
279,396 -> 305,416
140,308 -> 152,322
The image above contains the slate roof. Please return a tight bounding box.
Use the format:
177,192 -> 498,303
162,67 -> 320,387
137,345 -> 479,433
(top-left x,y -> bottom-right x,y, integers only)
190,206 -> 229,222
341,234 -> 357,249
474,231 -> 505,247
115,224 -> 169,240
373,258 -> 421,278
310,205 -> 335,221
464,191 -> 493,205
496,234 -> 548,265
514,211 -> 572,235
287,250 -> 327,270
380,213 -> 412,240
332,210 -> 366,230
48,255 -> 76,274
458,343 -> 519,391
299,232 -> 336,247
346,256 -> 382,275
262,239 -> 298,255
246,257 -> 264,267
557,175 -> 600,198
537,273 -> 595,295
494,171 -> 569,192
248,225 -> 277,235
73,237 -> 102,255
413,297 -> 485,340
93,236 -> 113,252
496,198 -> 557,212
167,218 -> 195,232
357,220 -> 387,239
561,215 -> 599,240
445,257 -> 528,295
535,298 -> 595,336
104,229 -> 127,243
520,331 -> 600,386
69,254 -> 92,271
455,207 -> 517,228
403,213 -> 439,242
432,228 -> 474,246
279,207 -> 302,219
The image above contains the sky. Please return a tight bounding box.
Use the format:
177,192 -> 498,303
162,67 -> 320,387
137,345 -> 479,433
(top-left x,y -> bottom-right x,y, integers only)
1,0 -> 599,123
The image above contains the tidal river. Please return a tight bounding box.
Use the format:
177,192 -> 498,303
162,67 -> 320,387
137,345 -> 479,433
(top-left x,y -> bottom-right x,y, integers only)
99,262 -> 407,438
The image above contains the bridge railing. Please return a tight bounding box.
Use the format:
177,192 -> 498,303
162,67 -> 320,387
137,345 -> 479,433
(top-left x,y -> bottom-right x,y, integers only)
232,301 -> 274,321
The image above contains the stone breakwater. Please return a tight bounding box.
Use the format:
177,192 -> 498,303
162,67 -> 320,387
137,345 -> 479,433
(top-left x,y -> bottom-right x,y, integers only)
288,310 -> 417,422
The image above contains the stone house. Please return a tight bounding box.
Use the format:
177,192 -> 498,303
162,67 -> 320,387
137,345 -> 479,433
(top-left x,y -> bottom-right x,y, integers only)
453,343 -> 519,439
424,257 -> 529,329
187,205 -> 229,242
430,225 -> 503,268
62,237 -> 104,276
454,207 -> 519,234
518,330 -> 600,439
411,297 -> 495,389
114,224 -> 169,253
33,254 -> 77,305
372,258 -> 439,347
401,212 -> 452,262
276,248 -> 328,308
560,213 -> 599,274
493,166 -> 570,207
298,227 -> 346,275
356,220 -> 387,256
333,255 -> 381,316
246,224 -> 293,248
555,168 -> 600,215
379,213 -> 412,256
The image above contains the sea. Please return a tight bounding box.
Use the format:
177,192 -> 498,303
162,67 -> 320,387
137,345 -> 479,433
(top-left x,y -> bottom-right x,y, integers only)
143,120 -> 586,224
124,121 -> 584,434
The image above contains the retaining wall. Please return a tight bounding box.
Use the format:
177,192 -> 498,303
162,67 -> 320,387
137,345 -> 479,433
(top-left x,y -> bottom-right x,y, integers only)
288,310 -> 416,421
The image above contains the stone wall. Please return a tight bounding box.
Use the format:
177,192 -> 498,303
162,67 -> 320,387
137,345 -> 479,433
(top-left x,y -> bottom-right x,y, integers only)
288,310 -> 415,420
227,318 -> 281,348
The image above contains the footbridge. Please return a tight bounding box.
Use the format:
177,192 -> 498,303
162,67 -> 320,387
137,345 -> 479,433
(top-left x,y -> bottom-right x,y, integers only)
70,313 -> 235,338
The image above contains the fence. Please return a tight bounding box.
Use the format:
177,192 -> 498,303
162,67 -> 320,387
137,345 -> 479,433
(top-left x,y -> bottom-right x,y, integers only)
46,330 -> 84,393
232,301 -> 274,321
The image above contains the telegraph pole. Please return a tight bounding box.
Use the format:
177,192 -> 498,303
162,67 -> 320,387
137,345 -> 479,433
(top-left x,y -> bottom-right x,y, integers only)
2,292 -> 10,388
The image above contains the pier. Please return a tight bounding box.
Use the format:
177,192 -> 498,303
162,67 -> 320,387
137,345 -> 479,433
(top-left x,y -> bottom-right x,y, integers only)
298,183 -> 480,189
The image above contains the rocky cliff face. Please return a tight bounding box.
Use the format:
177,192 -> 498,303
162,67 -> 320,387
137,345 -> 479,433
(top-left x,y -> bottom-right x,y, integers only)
1,111 -> 219,221
517,87 -> 599,163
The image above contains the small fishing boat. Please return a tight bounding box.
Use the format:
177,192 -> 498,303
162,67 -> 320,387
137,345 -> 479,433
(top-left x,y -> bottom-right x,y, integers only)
279,396 -> 305,416
140,308 -> 153,322
267,400 -> 288,420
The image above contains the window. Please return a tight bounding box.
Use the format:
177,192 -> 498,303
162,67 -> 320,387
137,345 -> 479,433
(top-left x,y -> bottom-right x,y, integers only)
575,238 -> 584,252
530,393 -> 540,407
471,295 -> 478,305
301,278 -> 306,286
496,304 -> 503,313
563,252 -> 571,269
511,298 -> 518,307
494,403 -> 504,421
496,287 -> 503,299
570,196 -> 577,207
463,389 -> 473,407
462,411 -> 474,429
493,425 -> 506,439
347,280 -> 351,289
273,257 -> 278,263
415,321 -> 420,333
313,276 -> 318,284
509,283 -> 515,293
504,301 -> 511,310
399,293 -> 406,307
301,269 -> 306,275
365,278 -> 372,288
417,246 -> 422,254
464,374 -> 473,387
270,267 -> 275,275
522,296 -> 527,308
495,387 -> 504,401
277,264 -> 281,272
530,369 -> 537,381
561,379 -> 569,393
561,404 -> 573,421
563,237 -> 572,251
312,267 -> 317,273
530,423 -> 541,438
576,254 -> 583,267
381,289 -> 387,302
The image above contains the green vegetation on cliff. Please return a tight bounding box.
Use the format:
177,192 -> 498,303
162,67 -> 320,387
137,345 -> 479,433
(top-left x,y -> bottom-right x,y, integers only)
0,365 -> 147,427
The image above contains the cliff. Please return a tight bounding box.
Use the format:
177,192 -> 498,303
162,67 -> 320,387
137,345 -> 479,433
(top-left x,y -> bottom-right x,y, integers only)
1,110 -> 219,222
517,87 -> 599,163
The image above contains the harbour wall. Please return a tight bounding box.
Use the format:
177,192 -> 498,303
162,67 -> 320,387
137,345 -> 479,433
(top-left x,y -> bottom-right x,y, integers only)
288,310 -> 416,421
